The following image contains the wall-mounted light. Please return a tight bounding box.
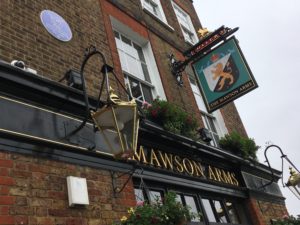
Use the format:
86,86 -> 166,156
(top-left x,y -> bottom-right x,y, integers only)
65,46 -> 140,159
286,167 -> 300,199
64,70 -> 83,90
261,144 -> 300,200
168,53 -> 185,86
11,60 -> 37,74
91,85 -> 139,158
198,127 -> 212,144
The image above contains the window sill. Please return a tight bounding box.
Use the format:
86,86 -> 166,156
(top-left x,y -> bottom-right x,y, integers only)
184,39 -> 197,46
142,8 -> 174,32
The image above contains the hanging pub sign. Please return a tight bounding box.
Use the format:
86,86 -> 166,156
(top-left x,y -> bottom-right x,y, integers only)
192,36 -> 258,113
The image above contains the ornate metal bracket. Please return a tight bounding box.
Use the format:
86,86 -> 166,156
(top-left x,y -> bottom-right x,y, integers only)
111,161 -> 139,196
169,53 -> 186,86
259,145 -> 300,189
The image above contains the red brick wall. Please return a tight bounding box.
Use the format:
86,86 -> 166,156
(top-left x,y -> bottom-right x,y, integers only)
0,0 -> 119,97
0,0 -> 246,135
246,198 -> 288,225
0,151 -> 135,225
220,103 -> 248,137
100,1 -> 203,125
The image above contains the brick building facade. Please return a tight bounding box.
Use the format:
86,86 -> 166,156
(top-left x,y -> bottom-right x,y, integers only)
0,0 -> 287,225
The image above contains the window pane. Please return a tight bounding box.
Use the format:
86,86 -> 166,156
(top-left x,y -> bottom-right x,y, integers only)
149,190 -> 162,203
201,114 -> 220,147
207,116 -> 217,133
118,50 -> 128,72
133,43 -> 150,81
141,84 -> 153,103
175,194 -> 183,203
129,77 -> 143,101
114,30 -> 120,39
202,199 -> 216,222
144,0 -> 162,19
225,201 -> 240,224
172,2 -> 198,44
188,73 -> 197,86
213,133 -> 220,147
202,115 -> 209,129
127,55 -> 144,80
184,196 -> 201,222
212,200 -> 228,223
182,27 -> 194,44
115,30 -> 154,89
121,34 -> 131,46
133,43 -> 146,62
134,188 -> 145,203
141,63 -> 150,82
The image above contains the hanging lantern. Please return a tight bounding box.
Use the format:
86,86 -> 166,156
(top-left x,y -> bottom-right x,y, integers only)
286,167 -> 300,200
91,88 -> 139,158
63,46 -> 140,159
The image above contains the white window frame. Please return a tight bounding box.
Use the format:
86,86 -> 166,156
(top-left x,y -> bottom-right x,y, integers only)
111,17 -> 166,104
187,68 -> 228,147
141,0 -> 168,24
201,113 -> 220,147
171,1 -> 199,45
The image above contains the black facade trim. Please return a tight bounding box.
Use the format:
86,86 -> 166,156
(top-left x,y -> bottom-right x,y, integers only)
0,61 -> 99,119
140,120 -> 282,180
0,61 -> 283,200
133,170 -> 247,198
248,190 -> 286,204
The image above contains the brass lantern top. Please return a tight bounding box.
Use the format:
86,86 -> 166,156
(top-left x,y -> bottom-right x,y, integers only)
108,87 -> 137,107
286,167 -> 300,187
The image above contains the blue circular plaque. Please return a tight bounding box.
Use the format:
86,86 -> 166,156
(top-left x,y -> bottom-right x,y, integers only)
40,10 -> 72,42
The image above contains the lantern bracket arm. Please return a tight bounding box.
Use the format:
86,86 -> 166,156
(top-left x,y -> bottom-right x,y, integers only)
64,45 -> 139,139
259,145 -> 285,189
111,161 -> 141,196
259,144 -> 299,189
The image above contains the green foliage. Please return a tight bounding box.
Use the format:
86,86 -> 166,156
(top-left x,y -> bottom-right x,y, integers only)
114,192 -> 200,225
143,99 -> 198,139
271,215 -> 300,225
219,131 -> 259,160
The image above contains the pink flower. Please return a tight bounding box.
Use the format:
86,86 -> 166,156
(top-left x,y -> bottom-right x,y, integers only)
282,214 -> 289,219
120,150 -> 133,160
142,101 -> 152,109
136,201 -> 144,206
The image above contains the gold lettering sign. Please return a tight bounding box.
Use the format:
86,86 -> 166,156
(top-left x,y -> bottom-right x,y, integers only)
132,146 -> 240,187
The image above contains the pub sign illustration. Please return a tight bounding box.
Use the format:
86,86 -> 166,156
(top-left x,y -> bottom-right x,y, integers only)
193,36 -> 258,113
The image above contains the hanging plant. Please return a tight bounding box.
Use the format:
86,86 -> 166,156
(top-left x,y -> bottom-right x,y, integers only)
271,215 -> 300,225
114,191 -> 201,225
219,131 -> 259,160
142,99 -> 198,139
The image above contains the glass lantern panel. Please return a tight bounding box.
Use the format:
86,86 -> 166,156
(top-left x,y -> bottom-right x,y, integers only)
92,104 -> 138,157
95,128 -> 123,155
113,105 -> 138,154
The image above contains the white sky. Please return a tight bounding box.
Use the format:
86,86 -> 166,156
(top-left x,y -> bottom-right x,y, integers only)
194,0 -> 300,217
